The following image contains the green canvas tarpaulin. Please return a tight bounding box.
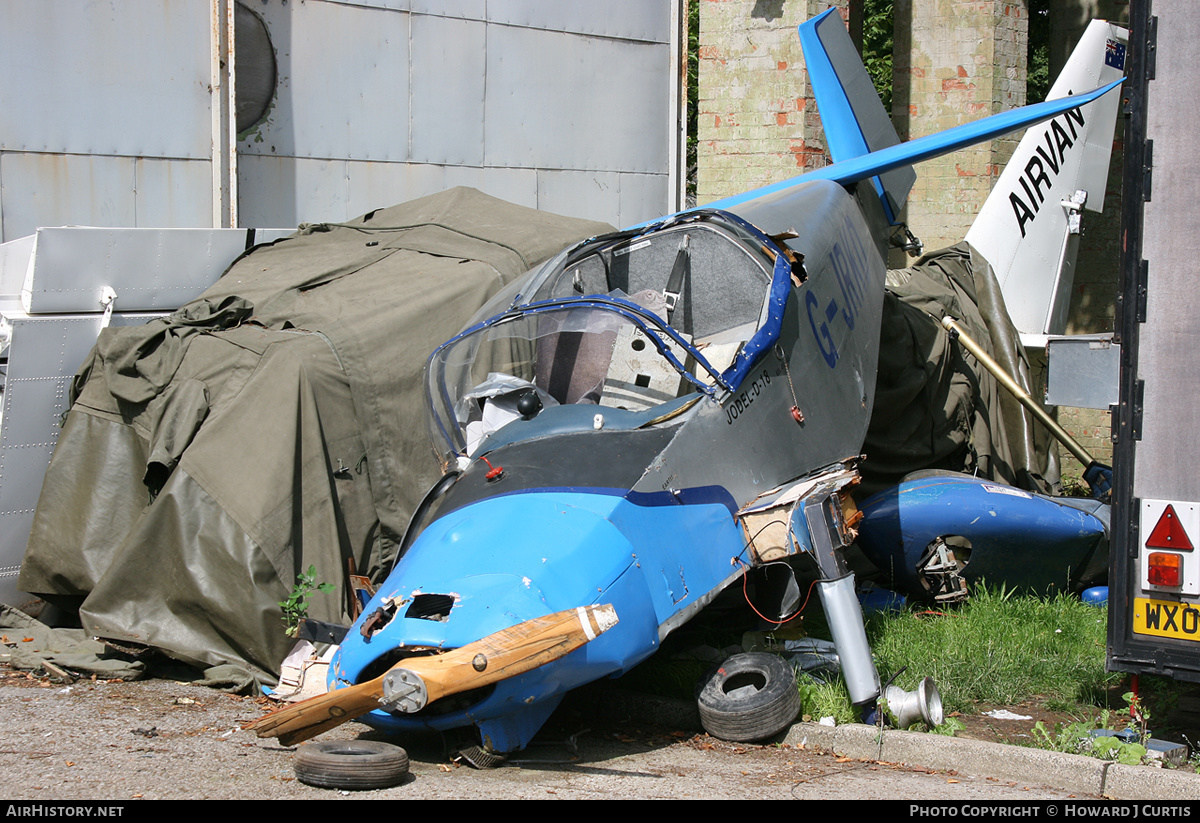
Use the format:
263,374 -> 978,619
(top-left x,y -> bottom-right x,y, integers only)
861,242 -> 1057,498
19,188 -> 612,684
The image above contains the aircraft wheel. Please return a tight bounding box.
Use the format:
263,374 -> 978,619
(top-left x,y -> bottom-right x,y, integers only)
697,652 -> 800,743
293,740 -> 410,790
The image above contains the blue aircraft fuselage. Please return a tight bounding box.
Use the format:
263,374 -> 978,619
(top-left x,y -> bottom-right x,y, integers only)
329,181 -> 889,753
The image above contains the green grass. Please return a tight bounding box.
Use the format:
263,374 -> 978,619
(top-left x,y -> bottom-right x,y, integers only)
862,587 -> 1119,713
795,675 -> 860,724
621,586 -> 1122,716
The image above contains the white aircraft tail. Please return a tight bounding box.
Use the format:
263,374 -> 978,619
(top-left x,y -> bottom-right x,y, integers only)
965,20 -> 1128,344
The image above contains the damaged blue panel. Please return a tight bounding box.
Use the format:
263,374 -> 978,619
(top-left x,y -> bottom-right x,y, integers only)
333,488 -> 745,745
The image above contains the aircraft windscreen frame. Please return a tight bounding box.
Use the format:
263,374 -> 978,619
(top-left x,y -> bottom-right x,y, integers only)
423,211 -> 800,467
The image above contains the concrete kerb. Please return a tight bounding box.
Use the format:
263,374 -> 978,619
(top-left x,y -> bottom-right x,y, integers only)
596,691 -> 1200,799
1102,763 -> 1200,801
783,721 -> 1200,800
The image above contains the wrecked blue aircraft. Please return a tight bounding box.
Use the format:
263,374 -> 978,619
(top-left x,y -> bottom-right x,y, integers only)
247,9 -> 1125,755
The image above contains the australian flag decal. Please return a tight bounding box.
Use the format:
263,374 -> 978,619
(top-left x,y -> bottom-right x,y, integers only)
1105,39 -> 1126,70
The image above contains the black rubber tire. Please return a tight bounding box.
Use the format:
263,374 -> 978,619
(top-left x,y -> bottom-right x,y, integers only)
293,740 -> 410,790
696,652 -> 801,742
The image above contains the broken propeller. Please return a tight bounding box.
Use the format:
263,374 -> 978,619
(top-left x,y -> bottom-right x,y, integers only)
244,603 -> 619,747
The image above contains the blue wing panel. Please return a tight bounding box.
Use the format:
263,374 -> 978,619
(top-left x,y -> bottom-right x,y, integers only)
704,79 -> 1123,214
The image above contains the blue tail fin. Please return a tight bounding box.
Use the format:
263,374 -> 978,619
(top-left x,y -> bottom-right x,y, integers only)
798,8 -> 915,222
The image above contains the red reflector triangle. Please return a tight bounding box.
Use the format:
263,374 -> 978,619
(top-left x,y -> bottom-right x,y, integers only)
1147,505 -> 1194,551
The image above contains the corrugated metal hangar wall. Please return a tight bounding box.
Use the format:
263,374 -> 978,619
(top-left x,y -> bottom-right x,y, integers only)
0,0 -> 686,240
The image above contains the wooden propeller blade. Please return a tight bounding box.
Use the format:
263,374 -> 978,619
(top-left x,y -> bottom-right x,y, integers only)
245,604 -> 618,746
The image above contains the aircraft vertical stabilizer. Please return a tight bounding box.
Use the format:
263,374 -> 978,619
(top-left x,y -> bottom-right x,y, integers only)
965,21 -> 1129,343
798,8 -> 916,224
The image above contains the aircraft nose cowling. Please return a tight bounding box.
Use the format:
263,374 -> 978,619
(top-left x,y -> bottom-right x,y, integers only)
330,491 -> 666,727
377,491 -> 646,624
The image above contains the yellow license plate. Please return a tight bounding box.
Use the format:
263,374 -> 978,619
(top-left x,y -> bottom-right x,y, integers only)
1133,596 -> 1200,640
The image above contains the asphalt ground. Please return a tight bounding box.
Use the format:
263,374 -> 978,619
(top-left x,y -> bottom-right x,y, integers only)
0,672 -> 1197,802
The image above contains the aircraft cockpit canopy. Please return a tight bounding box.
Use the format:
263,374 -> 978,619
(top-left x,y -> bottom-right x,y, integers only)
424,211 -> 796,467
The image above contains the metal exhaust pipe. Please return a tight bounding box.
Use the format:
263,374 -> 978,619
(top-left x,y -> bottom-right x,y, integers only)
816,573 -> 880,705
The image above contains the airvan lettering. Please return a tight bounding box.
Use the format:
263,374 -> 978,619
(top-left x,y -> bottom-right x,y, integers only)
1019,176 -> 1036,207
1008,105 -> 1087,237
1034,142 -> 1060,176
1025,154 -> 1052,205
1065,103 -> 1084,134
1009,192 -> 1036,233
1051,118 -> 1076,159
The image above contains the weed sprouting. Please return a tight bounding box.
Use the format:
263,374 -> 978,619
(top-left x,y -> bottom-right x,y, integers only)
279,564 -> 335,637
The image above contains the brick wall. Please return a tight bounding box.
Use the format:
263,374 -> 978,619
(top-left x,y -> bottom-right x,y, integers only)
1057,406 -> 1113,481
696,0 -> 848,205
893,0 -> 1027,254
